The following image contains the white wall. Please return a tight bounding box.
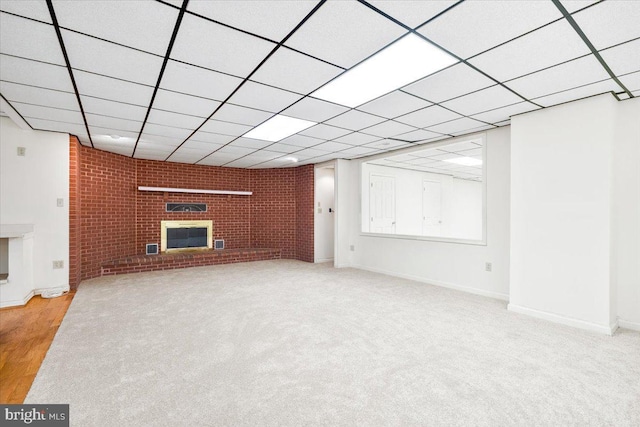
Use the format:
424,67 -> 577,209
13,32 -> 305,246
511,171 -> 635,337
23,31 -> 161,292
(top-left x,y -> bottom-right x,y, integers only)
337,127 -> 511,300
450,178 -> 483,240
613,97 -> 640,329
314,166 -> 335,262
509,94 -> 617,334
0,117 -> 69,306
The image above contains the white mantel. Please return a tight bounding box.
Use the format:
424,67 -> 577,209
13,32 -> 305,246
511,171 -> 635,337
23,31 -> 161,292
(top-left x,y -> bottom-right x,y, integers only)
1,223 -> 35,238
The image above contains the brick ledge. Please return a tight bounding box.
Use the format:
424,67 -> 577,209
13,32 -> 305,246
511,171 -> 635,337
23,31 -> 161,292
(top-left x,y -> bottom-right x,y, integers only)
101,248 -> 281,276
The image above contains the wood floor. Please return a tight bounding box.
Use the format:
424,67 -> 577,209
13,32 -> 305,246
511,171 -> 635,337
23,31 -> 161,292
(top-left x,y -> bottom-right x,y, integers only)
0,291 -> 75,403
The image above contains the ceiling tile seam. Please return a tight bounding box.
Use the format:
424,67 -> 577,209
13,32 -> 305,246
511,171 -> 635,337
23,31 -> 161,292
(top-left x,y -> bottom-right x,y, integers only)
500,53 -> 593,84
169,0 -> 329,163
0,93 -> 34,129
551,0 -> 633,98
46,0 -> 93,147
598,36 -> 640,53
132,0 -> 189,157
410,0 -> 466,31
0,9 -> 50,25
0,52 -> 67,69
10,100 -> 80,114
0,80 -> 75,96
527,78 -> 620,102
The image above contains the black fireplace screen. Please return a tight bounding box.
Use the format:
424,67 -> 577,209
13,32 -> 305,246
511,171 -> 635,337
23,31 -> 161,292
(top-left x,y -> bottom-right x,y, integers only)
166,227 -> 208,249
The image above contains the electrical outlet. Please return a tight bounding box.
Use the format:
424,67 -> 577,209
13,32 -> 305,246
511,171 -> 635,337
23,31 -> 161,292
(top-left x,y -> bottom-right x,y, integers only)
53,260 -> 64,269
485,262 -> 492,272
317,208 -> 322,213
57,198 -> 64,207
17,147 -> 26,156
350,245 -> 355,251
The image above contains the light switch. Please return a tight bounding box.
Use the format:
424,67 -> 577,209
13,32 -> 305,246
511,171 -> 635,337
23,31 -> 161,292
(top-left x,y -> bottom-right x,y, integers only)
57,198 -> 64,207
17,147 -> 26,156
317,208 -> 322,213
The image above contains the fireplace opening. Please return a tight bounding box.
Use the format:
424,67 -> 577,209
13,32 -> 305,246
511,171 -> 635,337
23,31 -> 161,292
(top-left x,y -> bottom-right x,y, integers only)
160,220 -> 213,252
167,227 -> 207,249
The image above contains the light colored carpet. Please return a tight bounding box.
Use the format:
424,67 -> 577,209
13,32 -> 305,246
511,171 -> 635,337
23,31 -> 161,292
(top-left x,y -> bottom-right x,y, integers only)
26,260 -> 640,426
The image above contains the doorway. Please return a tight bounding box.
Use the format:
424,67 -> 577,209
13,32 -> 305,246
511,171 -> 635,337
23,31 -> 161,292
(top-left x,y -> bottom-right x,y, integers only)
314,164 -> 335,263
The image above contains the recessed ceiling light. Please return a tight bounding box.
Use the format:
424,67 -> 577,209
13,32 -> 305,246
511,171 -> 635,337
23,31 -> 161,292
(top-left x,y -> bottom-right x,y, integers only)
311,33 -> 458,108
244,115 -> 316,142
443,156 -> 482,166
110,134 -> 121,139
283,156 -> 298,163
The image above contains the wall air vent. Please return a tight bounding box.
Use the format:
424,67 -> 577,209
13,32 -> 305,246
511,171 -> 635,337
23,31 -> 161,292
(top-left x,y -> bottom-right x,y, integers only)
214,239 -> 224,250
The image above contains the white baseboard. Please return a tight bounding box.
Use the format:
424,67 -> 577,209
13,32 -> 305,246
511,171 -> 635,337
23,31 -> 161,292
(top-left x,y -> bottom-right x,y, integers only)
618,318 -> 640,332
0,289 -> 35,308
314,258 -> 334,264
353,264 -> 509,301
507,304 -> 616,335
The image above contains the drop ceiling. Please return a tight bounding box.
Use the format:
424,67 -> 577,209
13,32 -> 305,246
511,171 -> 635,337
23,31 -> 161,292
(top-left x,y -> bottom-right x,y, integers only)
0,0 -> 637,168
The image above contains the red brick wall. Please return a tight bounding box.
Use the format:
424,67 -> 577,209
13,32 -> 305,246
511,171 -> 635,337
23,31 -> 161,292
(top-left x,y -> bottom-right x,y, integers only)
78,144 -> 137,281
250,168 -> 297,258
136,160 -> 251,254
295,165 -> 315,262
71,144 -> 316,281
68,137 -> 81,289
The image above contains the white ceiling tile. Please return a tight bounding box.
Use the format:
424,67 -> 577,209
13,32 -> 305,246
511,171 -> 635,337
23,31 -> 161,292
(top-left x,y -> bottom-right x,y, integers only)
0,14 -> 64,64
133,150 -> 173,161
282,97 -> 349,122
81,96 -> 147,122
324,110 -> 386,131
418,0 -> 562,59
364,139 -> 412,150
166,152 -> 206,164
27,118 -> 86,135
357,90 -> 431,119
333,132 -> 381,146
154,89 -> 220,118
212,104 -> 273,126
179,140 -> 224,152
61,30 -> 163,85
53,0 -> 178,56
599,39 -> 640,77
439,140 -> 482,152
531,79 -> 622,107
230,137 -> 273,150
402,63 -> 495,103
160,61 -> 242,101
171,13 -> 275,77
147,109 -> 203,129
251,47 -> 343,94
0,55 -> 72,92
632,90 -> 640,97
224,157 -> 261,168
86,114 -> 142,133
265,142 -> 300,154
299,123 -> 351,140
189,131 -> 235,145
367,0 -> 457,29
441,85 -> 523,116
505,55 -> 610,99
468,20 -> 590,82
573,1 -> 640,50
619,71 -> 640,92
312,141 -> 353,152
339,145 -> 382,157
292,147 -> 331,159
92,138 -> 134,156
426,117 -> 487,135
187,0 -> 317,41
199,119 -> 251,137
278,134 -> 323,148
0,81 -> 78,110
89,127 -> 138,140
215,145 -> 255,156
143,123 -> 191,139
393,129 -> 442,143
74,70 -> 154,106
361,120 -> 417,138
451,124 -> 495,137
285,0 -> 408,69
395,105 -> 461,128
14,103 -> 83,123
470,102 -> 540,124
198,155 -> 242,166
0,0 -> 52,22
560,1 -> 599,14
228,81 -> 302,113
137,136 -> 182,150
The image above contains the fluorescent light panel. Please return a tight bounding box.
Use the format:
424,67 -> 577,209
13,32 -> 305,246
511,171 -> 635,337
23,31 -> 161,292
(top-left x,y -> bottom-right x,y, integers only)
443,157 -> 482,166
311,33 -> 458,108
243,114 -> 317,142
